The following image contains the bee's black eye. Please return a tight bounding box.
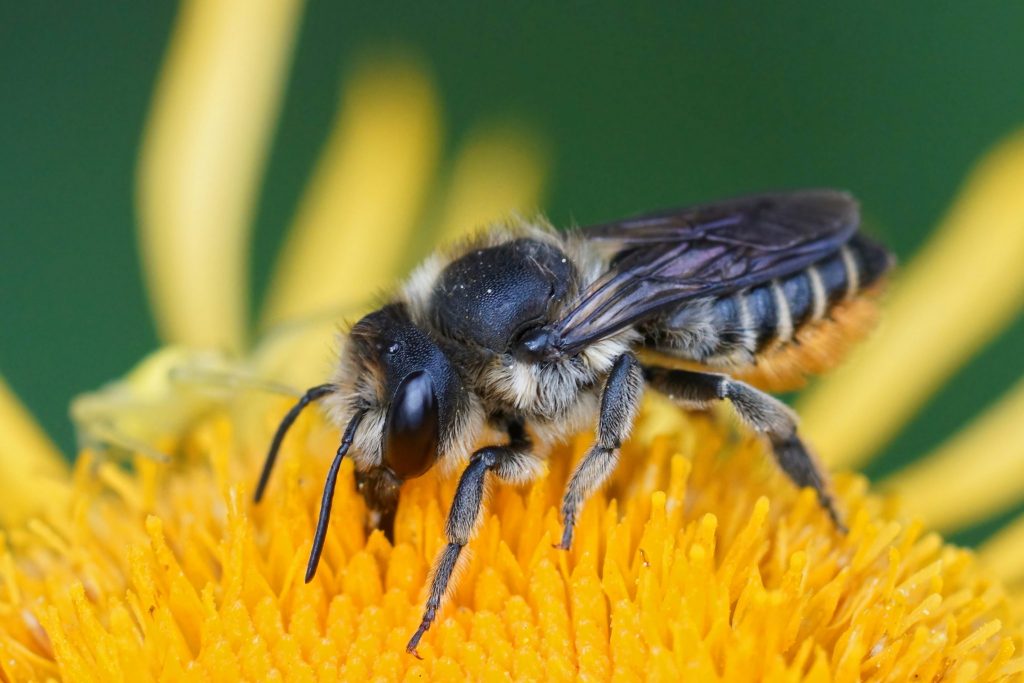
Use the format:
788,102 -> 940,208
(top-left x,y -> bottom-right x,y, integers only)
383,371 -> 440,479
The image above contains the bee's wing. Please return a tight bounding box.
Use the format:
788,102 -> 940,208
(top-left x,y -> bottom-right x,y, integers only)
554,189 -> 859,354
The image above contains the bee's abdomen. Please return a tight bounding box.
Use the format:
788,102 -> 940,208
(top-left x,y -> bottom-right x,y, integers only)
730,234 -> 890,354
648,234 -> 892,384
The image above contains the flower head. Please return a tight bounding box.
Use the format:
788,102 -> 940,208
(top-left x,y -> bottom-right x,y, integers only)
2,399 -> 1022,680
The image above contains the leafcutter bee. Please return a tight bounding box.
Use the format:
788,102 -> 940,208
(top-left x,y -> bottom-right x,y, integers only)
254,189 -> 893,656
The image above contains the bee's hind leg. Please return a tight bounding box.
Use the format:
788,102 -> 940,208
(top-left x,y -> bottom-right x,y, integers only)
642,365 -> 845,531
557,352 -> 645,551
406,422 -> 536,657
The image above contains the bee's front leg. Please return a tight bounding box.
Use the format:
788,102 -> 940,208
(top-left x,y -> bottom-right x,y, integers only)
643,365 -> 844,530
557,352 -> 644,551
406,423 -> 536,657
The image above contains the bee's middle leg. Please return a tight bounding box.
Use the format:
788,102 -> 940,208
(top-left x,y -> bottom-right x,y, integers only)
557,352 -> 644,550
643,365 -> 844,530
406,423 -> 536,657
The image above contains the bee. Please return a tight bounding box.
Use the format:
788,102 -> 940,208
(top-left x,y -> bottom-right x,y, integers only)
253,189 -> 893,656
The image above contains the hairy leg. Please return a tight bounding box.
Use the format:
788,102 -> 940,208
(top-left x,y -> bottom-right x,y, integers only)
557,352 -> 644,550
406,422 -> 537,657
643,365 -> 843,529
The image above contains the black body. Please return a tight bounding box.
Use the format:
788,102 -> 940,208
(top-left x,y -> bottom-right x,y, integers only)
432,237 -> 576,355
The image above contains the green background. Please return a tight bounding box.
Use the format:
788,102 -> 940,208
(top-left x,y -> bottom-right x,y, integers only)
2,3 -> 1023,544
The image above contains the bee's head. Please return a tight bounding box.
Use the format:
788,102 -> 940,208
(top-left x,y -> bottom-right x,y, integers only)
339,304 -> 466,481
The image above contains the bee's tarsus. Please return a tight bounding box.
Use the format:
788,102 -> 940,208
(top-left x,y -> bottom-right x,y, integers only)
818,490 -> 847,533
406,597 -> 439,656
769,433 -> 845,530
254,383 -> 335,503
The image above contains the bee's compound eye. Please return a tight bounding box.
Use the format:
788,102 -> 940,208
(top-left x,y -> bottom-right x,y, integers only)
383,371 -> 440,479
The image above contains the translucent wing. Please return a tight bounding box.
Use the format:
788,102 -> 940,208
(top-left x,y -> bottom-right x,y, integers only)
554,189 -> 859,354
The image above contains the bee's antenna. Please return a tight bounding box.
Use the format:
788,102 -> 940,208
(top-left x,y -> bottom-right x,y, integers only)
254,383 -> 336,503
305,410 -> 365,582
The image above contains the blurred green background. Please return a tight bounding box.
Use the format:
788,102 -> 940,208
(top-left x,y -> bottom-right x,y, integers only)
2,3 -> 1023,542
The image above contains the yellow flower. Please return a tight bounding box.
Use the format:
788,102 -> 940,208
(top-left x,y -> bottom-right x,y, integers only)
2,398 -> 1022,681
3,1 -> 1024,680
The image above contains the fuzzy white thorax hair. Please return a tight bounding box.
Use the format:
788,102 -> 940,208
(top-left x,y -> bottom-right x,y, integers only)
319,214 -> 634,477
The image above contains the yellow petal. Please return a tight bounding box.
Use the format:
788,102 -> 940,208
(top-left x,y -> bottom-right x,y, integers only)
978,512 -> 1024,588
800,128 -> 1024,467
259,57 -> 441,330
428,123 -> 548,248
0,375 -> 69,525
250,302 -> 372,387
137,0 -> 304,351
881,376 -> 1024,533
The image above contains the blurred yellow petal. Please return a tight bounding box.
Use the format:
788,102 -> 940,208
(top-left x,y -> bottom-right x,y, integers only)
428,123 -> 548,248
255,117 -> 547,388
137,0 -> 303,351
260,58 -> 441,330
979,513 -> 1024,588
801,128 -> 1024,467
881,376 -> 1024,533
250,303 -> 372,387
0,375 -> 69,525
